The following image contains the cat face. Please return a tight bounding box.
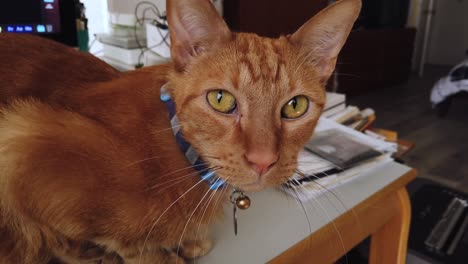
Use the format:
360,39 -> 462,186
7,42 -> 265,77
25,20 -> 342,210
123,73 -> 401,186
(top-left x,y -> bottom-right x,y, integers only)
169,34 -> 325,191
167,0 -> 361,191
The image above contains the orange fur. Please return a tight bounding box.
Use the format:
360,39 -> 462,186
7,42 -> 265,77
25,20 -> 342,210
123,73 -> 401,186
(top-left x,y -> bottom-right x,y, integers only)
0,0 -> 360,263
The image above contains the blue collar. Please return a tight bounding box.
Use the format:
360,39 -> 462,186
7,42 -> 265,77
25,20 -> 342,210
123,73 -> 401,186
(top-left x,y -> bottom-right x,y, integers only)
160,84 -> 226,190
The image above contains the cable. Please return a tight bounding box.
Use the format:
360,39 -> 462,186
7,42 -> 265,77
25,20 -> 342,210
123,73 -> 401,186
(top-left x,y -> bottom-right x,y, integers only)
135,1 -> 162,19
133,2 -> 170,67
136,41 -> 170,68
155,24 -> 170,50
88,34 -> 98,52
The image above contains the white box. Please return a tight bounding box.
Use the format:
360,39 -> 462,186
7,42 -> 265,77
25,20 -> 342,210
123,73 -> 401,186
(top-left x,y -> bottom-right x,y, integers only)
102,43 -> 142,65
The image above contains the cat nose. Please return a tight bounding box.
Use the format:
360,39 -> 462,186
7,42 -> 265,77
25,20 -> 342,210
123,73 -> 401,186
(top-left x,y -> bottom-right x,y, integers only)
245,151 -> 278,176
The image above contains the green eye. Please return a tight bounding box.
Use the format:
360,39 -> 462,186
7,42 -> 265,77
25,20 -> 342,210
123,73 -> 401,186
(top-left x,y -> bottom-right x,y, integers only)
207,90 -> 237,113
281,95 -> 309,119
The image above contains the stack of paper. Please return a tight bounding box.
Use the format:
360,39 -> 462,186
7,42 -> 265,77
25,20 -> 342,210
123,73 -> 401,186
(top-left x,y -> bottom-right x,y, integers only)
327,106 -> 376,132
323,92 -> 346,117
284,151 -> 393,202
314,117 -> 397,153
282,117 -> 397,202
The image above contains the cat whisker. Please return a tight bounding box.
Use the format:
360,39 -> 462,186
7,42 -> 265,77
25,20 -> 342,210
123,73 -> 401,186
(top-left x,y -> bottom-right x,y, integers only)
202,155 -> 221,160
202,180 -> 231,241
195,189 -> 218,233
194,188 -> 218,231
293,168 -> 367,264
175,176 -> 225,260
293,185 -> 349,264
296,161 -> 344,171
194,176 -> 231,247
296,157 -> 336,162
297,160 -> 334,163
294,168 -> 353,209
294,169 -> 347,208
296,163 -> 338,170
122,154 -> 214,172
284,177 -> 312,234
151,123 -> 185,134
192,191 -> 219,264
138,174 -> 220,264
295,169 -> 348,214
143,163 -> 211,185
283,177 -> 313,260
152,174 -> 196,192
294,169 -> 364,239
296,157 -> 342,166
152,167 -> 223,194
148,166 -> 219,190
122,156 -> 174,168
332,72 -> 362,78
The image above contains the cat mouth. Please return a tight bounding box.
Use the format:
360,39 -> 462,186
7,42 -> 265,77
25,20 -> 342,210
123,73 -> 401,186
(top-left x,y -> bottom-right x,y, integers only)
234,178 -> 274,192
226,172 -> 292,192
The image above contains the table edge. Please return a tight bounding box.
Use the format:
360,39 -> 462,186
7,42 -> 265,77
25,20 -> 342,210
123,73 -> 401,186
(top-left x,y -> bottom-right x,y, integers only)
268,168 -> 418,263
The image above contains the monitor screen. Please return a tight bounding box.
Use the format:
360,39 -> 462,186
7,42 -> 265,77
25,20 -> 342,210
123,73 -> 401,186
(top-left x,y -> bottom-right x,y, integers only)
0,0 -> 61,34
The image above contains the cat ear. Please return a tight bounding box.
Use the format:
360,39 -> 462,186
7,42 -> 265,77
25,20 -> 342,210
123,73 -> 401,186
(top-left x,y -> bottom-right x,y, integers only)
167,0 -> 231,70
290,0 -> 361,81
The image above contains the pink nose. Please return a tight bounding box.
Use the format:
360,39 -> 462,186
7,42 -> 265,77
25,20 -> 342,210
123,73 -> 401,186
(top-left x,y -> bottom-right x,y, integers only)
245,151 -> 278,176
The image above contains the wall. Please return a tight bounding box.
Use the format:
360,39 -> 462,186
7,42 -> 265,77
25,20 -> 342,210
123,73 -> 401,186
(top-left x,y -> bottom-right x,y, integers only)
427,0 -> 468,65
108,0 -> 166,26
108,0 -> 166,14
107,0 -> 223,26
80,0 -> 167,53
409,0 -> 427,72
81,0 -> 108,53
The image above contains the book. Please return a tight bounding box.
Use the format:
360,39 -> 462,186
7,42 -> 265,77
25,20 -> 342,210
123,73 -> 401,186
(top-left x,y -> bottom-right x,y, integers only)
281,117 -> 397,201
101,43 -> 142,65
356,114 -> 376,131
323,102 -> 346,117
328,106 -> 360,124
325,92 -> 346,110
315,117 -> 397,153
293,149 -> 339,180
367,127 -> 398,142
283,154 -> 393,202
304,129 -> 383,169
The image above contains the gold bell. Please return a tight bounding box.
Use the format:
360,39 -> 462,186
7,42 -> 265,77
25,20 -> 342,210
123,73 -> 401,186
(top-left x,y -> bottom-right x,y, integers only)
235,195 -> 251,210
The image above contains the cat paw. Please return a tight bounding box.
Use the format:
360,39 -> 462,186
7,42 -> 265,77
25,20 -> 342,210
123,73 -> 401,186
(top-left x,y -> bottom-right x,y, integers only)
123,249 -> 185,264
178,239 -> 213,259
99,252 -> 124,264
167,251 -> 186,264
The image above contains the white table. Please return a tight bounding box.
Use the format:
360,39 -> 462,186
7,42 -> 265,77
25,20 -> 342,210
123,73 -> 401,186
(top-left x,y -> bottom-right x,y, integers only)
197,161 -> 416,264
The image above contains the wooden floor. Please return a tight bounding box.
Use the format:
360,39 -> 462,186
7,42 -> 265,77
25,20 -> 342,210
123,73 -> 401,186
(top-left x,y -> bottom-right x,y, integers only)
348,65 -> 468,193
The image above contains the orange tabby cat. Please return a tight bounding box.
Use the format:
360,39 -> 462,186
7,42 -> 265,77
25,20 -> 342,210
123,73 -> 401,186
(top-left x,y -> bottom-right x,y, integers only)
0,0 -> 361,263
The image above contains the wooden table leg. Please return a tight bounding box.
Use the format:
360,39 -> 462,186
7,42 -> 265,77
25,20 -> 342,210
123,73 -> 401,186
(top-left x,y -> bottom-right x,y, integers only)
369,188 -> 411,264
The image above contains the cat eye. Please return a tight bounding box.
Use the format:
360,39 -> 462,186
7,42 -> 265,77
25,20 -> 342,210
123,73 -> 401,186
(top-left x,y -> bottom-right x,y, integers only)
206,90 -> 237,114
281,95 -> 309,119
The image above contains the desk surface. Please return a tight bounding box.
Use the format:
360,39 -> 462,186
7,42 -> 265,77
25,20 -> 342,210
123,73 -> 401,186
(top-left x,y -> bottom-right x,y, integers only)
197,161 -> 414,263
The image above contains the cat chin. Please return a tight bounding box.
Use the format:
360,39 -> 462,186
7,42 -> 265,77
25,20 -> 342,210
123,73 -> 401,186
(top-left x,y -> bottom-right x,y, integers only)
236,181 -> 269,192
